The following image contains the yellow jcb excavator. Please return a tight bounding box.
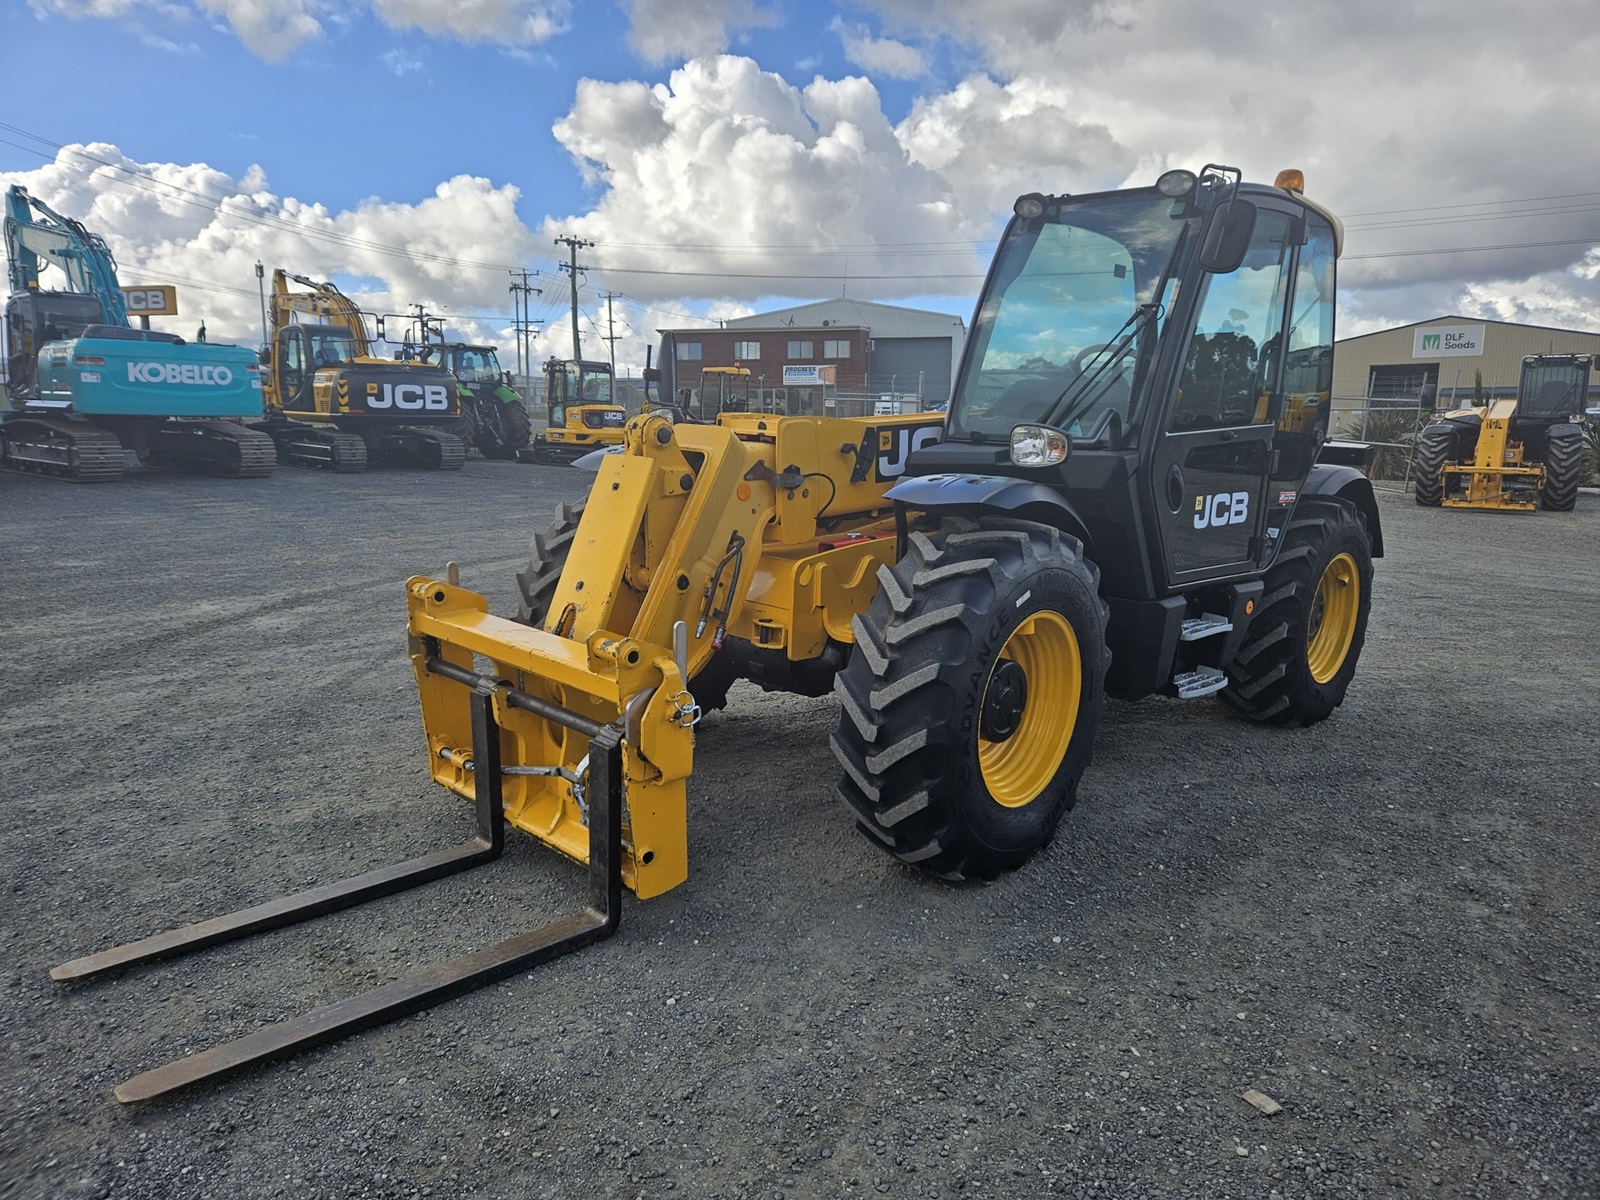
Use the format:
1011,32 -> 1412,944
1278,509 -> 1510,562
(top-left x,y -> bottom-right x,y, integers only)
258,270 -> 466,471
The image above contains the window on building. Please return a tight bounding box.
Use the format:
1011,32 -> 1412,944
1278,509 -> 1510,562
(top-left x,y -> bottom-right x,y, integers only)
734,340 -> 760,361
1368,364 -> 1438,398
676,341 -> 702,362
824,339 -> 850,359
787,340 -> 813,359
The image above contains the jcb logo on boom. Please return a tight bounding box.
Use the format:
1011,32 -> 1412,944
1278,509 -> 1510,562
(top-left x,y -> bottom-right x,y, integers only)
875,424 -> 944,481
1193,491 -> 1250,529
368,383 -> 451,411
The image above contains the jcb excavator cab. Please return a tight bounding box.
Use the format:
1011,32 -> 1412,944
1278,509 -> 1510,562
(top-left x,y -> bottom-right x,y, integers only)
695,366 -> 752,417
270,323 -> 358,409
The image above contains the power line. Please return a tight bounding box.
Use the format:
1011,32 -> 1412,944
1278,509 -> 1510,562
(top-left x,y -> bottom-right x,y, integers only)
1343,236 -> 1600,261
1341,189 -> 1600,219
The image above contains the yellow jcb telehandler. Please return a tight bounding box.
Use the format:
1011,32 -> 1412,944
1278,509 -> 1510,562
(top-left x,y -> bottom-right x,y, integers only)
55,167 -> 1385,1103
1412,353 -> 1591,511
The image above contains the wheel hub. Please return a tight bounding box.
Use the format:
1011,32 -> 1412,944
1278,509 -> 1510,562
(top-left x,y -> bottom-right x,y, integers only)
981,659 -> 1028,742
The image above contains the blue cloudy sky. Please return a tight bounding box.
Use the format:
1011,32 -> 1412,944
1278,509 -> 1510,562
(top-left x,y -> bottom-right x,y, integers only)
4,0 -> 1598,369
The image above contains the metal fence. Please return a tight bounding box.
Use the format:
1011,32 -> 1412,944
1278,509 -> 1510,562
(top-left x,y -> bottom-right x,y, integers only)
1328,393 -> 1432,491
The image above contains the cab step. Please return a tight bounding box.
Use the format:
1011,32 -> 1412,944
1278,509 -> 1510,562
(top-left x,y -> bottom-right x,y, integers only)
1172,666 -> 1229,698
1180,613 -> 1233,641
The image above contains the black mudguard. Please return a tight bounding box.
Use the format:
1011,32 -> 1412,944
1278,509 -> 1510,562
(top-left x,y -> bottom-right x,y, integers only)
884,472 -> 1094,548
1301,463 -> 1384,558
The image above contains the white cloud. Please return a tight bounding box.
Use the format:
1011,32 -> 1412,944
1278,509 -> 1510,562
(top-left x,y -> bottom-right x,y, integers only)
30,0 -> 569,60
548,57 -> 985,306
851,0 -> 1600,331
1,144 -> 540,352
831,18 -> 927,80
193,0 -> 321,61
368,0 -> 568,46
624,0 -> 780,64
382,46 -> 425,74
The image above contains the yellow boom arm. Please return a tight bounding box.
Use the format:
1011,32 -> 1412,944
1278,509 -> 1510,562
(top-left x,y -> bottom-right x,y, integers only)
407,408 -> 943,897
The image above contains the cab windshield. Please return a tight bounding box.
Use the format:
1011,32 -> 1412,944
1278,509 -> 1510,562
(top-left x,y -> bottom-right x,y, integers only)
949,190 -> 1196,443
454,349 -> 501,384
311,334 -> 356,366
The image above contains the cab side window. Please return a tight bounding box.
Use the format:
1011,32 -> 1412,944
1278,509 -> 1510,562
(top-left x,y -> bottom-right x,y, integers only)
280,330 -> 304,396
1170,208 -> 1294,432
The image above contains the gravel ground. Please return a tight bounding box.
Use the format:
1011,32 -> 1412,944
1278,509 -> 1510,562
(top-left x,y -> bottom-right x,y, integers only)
2,456 -> 1597,1200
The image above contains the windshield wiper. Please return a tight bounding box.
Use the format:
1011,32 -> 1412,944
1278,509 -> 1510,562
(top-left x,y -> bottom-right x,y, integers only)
1038,302 -> 1160,432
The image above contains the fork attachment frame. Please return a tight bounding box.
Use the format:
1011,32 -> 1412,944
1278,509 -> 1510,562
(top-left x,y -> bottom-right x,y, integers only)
50,671 -> 624,1104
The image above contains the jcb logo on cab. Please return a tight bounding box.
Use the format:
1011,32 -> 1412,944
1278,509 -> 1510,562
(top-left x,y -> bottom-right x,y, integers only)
1194,491 -> 1250,529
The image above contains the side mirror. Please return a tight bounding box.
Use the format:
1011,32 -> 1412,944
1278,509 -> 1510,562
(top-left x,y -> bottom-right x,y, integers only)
257,345 -> 270,365
1197,198 -> 1258,274
646,332 -> 678,408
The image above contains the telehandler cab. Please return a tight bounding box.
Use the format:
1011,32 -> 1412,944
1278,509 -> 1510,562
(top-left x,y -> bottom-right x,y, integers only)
55,166 -> 1382,1103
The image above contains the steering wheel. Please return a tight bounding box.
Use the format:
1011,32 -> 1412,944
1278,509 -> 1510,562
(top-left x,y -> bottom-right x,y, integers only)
1071,343 -> 1116,373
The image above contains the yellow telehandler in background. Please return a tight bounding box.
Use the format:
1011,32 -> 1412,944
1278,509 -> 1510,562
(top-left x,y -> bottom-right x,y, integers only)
1412,352 -> 1590,511
55,167 -> 1386,1104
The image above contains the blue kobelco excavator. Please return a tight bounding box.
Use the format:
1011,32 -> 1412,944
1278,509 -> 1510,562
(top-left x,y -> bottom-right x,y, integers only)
2,185 -> 275,481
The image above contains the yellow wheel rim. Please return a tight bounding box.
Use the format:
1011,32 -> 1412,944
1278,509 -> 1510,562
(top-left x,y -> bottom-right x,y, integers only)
1307,552 -> 1360,684
978,611 -> 1082,808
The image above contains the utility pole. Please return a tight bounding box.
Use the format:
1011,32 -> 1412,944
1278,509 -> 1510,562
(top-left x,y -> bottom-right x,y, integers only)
408,303 -> 442,348
555,235 -> 593,363
601,292 -> 622,381
508,269 -> 541,382
255,261 -> 268,348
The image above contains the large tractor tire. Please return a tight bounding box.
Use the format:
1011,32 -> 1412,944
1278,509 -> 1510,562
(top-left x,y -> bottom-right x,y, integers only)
486,396 -> 532,461
1221,497 -> 1372,727
1413,426 -> 1451,506
832,517 -> 1108,882
514,499 -> 586,628
1539,430 -> 1582,512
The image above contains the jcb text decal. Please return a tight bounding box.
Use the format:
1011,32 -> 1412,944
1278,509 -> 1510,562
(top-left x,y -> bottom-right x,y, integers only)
875,424 -> 944,481
367,383 -> 452,411
1193,491 -> 1250,529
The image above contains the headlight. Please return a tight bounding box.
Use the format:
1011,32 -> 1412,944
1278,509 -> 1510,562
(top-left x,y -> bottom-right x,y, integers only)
1156,169 -> 1197,198
1011,424 -> 1069,467
1013,193 -> 1048,220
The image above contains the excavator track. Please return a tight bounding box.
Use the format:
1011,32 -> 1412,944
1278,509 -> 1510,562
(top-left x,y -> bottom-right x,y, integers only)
264,424 -> 369,472
362,426 -> 467,470
142,421 -> 278,479
408,427 -> 466,471
0,415 -> 126,483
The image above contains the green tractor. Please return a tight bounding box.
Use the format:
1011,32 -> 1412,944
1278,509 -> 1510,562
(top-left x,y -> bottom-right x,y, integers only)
426,342 -> 532,460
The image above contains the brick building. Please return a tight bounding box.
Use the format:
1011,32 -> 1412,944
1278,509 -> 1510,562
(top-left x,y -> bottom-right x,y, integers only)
663,298 -> 966,417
